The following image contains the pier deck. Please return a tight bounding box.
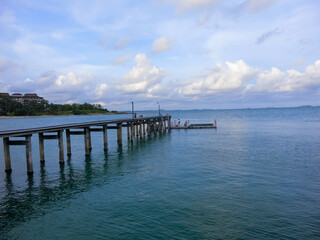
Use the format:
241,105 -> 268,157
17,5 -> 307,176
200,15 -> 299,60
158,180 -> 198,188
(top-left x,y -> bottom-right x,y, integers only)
0,114 -> 171,174
171,123 -> 216,129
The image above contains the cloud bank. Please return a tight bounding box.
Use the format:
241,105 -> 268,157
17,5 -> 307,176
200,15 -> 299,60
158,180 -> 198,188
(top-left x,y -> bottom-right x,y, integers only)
121,54 -> 166,94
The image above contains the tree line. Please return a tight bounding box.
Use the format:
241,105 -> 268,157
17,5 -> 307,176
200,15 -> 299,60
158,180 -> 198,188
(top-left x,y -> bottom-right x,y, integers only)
0,96 -> 114,116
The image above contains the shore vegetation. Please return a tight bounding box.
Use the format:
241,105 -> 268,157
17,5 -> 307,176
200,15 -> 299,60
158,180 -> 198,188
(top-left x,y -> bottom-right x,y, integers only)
0,96 -> 116,116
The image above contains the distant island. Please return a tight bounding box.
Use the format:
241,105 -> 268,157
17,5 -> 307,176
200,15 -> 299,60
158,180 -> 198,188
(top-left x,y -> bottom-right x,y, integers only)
0,92 -> 119,116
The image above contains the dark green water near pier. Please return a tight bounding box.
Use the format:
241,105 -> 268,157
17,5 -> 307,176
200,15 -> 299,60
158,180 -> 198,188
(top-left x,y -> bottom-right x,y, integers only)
0,107 -> 319,239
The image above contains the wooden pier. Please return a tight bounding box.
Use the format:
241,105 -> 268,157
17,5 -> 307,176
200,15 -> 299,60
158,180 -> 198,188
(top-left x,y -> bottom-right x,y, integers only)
0,114 -> 171,175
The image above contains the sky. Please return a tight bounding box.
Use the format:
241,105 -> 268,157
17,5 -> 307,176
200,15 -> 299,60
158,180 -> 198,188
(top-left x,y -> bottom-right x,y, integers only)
0,0 -> 319,110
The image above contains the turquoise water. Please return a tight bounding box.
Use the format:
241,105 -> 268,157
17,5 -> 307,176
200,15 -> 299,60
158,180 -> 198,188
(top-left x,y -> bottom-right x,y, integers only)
0,107 -> 319,239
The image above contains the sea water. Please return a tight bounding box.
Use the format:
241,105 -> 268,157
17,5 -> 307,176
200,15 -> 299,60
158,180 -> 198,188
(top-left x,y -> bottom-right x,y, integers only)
0,107 -> 319,239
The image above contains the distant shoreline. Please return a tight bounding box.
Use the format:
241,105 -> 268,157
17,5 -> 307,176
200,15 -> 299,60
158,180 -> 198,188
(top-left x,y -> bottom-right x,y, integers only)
0,112 -> 128,119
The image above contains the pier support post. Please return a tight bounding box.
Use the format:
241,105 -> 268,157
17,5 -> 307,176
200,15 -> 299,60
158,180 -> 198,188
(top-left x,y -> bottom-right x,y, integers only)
143,122 -> 146,135
127,123 -> 130,140
84,127 -> 90,156
139,122 -> 143,139
103,125 -> 108,151
132,122 -> 135,137
153,120 -> 157,134
58,130 -> 64,164
3,137 -> 11,173
167,114 -> 171,131
88,128 -> 92,151
38,133 -> 45,161
66,129 -> 71,156
25,135 -> 33,175
160,116 -> 163,132
117,123 -> 122,146
130,122 -> 134,142
136,123 -> 139,137
147,121 -> 151,136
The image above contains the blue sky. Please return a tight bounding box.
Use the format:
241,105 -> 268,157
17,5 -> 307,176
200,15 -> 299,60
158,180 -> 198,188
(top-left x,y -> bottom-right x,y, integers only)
0,0 -> 319,110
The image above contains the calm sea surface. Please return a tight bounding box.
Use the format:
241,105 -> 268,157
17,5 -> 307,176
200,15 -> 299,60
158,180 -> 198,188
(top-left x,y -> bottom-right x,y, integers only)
0,107 -> 319,239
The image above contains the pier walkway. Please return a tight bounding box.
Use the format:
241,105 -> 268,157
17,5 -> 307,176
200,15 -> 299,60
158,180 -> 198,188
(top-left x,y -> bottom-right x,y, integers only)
0,114 -> 171,175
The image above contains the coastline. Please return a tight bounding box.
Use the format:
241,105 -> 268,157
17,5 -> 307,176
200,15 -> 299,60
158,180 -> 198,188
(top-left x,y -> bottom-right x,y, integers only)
0,112 -> 128,119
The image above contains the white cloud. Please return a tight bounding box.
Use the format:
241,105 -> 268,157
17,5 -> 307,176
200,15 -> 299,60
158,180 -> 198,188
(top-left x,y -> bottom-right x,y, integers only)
121,54 -> 166,94
152,36 -> 172,54
55,72 -> 93,89
180,59 -> 320,97
24,78 -> 34,83
180,59 -> 257,95
113,55 -> 132,65
252,60 -> 320,92
95,83 -> 108,99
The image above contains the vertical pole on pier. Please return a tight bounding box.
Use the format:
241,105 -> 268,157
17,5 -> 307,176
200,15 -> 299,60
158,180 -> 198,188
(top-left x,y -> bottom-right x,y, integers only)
163,119 -> 166,132
25,135 -> 33,174
117,123 -> 122,146
38,133 -> 45,161
103,125 -> 108,151
3,137 -> 12,173
84,127 -> 90,156
130,122 -> 134,142
58,130 -> 64,164
167,114 -> 171,131
66,129 -> 71,156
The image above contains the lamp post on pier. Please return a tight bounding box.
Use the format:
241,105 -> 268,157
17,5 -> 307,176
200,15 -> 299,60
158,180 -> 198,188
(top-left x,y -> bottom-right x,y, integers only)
157,102 -> 160,116
131,102 -> 135,118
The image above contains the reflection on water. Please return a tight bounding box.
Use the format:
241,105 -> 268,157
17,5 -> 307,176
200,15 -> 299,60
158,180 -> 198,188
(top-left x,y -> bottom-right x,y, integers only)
0,134 -> 167,233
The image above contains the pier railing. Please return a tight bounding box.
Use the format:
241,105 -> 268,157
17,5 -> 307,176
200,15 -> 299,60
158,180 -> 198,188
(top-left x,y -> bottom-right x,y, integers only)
0,114 -> 171,175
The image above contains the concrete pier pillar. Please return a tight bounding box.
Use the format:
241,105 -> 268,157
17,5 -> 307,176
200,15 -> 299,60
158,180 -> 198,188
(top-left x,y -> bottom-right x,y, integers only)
139,122 -> 143,139
38,133 -> 45,161
167,114 -> 171,131
136,123 -> 139,137
3,137 -> 11,173
117,123 -> 122,146
153,120 -> 157,134
66,129 -> 71,156
25,135 -> 33,174
132,122 -> 135,137
58,130 -> 64,164
127,123 -> 130,140
148,122 -> 151,135
84,127 -> 90,156
160,116 -> 163,132
130,122 -> 134,142
88,128 -> 92,151
143,122 -> 146,135
103,125 -> 108,151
